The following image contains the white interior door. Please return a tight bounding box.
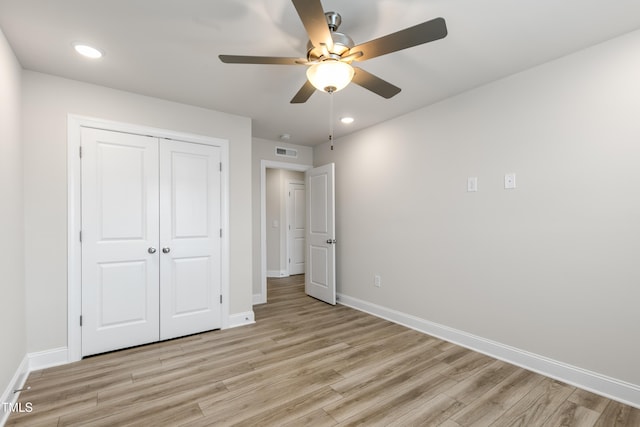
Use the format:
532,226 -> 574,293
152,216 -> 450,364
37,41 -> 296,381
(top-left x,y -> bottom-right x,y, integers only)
288,182 -> 306,275
81,128 -> 160,356
159,141 -> 222,340
305,163 -> 336,305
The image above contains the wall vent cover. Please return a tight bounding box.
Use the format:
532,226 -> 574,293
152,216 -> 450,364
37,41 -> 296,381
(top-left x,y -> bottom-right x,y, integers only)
275,147 -> 298,158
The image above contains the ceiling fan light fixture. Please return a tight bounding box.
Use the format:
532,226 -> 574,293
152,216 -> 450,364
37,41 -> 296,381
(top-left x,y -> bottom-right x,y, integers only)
306,60 -> 354,93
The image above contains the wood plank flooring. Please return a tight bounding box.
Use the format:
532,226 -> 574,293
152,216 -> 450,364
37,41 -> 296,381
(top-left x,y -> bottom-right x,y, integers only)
7,275 -> 640,426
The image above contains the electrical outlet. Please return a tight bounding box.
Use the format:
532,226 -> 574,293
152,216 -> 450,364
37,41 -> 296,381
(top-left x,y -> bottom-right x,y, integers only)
374,275 -> 381,288
504,173 -> 516,189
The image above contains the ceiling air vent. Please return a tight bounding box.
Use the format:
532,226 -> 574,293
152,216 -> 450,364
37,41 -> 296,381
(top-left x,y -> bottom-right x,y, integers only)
275,147 -> 298,158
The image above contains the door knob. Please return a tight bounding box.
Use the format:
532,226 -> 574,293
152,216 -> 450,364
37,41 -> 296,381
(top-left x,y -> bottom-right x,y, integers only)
326,239 -> 336,244
148,247 -> 157,254
162,247 -> 171,254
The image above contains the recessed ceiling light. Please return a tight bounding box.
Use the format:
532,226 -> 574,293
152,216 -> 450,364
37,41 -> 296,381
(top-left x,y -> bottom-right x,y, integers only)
340,117 -> 354,124
73,43 -> 103,59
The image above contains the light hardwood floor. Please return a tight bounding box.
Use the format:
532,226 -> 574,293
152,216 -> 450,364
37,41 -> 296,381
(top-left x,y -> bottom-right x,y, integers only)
7,275 -> 640,426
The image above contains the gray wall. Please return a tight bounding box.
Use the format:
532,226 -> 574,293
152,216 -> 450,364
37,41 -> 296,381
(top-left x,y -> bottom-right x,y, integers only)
22,71 -> 253,353
315,29 -> 640,387
0,27 -> 26,402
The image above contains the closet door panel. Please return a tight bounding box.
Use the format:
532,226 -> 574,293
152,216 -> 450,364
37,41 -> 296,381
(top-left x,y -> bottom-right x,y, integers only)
81,128 -> 160,357
159,141 -> 222,340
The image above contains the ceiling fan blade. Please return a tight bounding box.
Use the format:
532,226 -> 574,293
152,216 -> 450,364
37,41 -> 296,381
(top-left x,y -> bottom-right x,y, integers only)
340,51 -> 363,62
290,80 -> 316,103
219,55 -> 304,65
352,67 -> 401,99
291,0 -> 334,51
350,17 -> 447,62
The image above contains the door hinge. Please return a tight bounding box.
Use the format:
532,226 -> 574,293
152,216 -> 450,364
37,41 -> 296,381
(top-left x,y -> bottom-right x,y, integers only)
79,230 -> 82,242
80,315 -> 83,327
220,228 -> 222,238
219,295 -> 222,304
219,162 -> 222,172
79,146 -> 82,158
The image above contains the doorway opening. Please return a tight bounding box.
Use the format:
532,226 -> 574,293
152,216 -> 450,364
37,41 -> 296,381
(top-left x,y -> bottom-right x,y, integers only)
265,168 -> 305,278
258,161 -> 312,304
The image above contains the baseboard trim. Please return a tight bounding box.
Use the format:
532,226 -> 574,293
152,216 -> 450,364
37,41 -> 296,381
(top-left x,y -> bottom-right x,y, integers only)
337,292 -> 640,409
227,311 -> 255,329
0,355 -> 29,426
28,347 -> 69,372
266,270 -> 288,278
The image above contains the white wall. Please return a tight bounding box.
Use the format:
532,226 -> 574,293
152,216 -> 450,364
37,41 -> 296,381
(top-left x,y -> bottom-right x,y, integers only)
0,27 -> 26,405
315,29 -> 640,394
22,71 -> 253,354
251,138 -> 313,296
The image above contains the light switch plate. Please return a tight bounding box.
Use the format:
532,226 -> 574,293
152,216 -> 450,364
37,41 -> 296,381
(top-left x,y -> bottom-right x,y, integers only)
504,173 -> 516,189
467,177 -> 478,192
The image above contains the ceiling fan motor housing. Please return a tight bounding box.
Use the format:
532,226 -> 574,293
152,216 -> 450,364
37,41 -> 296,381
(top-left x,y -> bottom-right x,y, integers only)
306,12 -> 354,61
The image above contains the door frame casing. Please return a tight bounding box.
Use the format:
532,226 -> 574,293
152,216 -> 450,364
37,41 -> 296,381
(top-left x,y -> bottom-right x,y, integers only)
67,115 -> 230,362
258,160 -> 312,304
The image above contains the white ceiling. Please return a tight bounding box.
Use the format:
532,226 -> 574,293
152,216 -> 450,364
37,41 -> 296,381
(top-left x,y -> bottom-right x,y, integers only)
2,0 -> 640,146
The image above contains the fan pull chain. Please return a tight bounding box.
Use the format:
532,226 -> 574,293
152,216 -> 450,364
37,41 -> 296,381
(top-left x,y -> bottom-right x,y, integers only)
329,90 -> 334,151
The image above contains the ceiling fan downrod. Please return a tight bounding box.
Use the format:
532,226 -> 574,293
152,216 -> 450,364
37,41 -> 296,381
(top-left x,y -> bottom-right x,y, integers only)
325,11 -> 341,32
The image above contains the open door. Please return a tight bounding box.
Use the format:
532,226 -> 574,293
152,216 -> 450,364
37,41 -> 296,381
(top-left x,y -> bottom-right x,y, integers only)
305,163 -> 336,305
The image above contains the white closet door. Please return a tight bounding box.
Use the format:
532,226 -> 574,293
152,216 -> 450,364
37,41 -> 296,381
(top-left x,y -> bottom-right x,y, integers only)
159,141 -> 222,340
81,128 -> 160,356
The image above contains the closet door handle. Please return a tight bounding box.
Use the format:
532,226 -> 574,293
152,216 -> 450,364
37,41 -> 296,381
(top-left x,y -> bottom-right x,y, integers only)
162,247 -> 171,254
148,247 -> 157,254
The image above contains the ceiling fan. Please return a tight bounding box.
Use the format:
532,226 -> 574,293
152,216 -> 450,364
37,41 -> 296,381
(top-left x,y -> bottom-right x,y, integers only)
219,0 -> 447,103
